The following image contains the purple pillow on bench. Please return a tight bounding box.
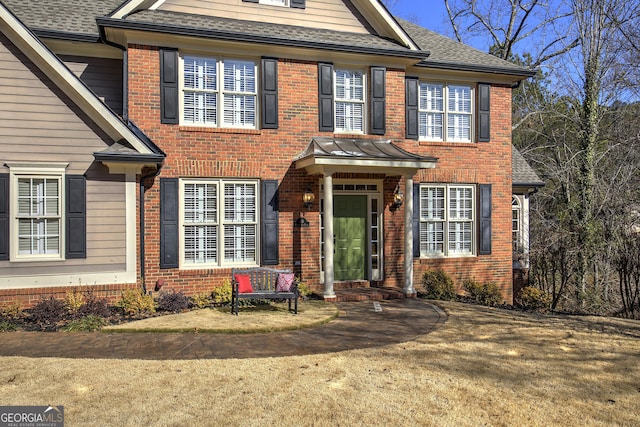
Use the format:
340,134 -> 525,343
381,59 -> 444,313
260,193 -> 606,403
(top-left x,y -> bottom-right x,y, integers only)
276,273 -> 295,292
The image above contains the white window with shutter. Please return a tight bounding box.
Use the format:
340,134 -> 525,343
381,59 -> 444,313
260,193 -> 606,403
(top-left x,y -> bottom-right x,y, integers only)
418,82 -> 472,142
419,184 -> 475,257
180,179 -> 258,268
335,69 -> 365,133
8,163 -> 67,261
181,56 -> 257,129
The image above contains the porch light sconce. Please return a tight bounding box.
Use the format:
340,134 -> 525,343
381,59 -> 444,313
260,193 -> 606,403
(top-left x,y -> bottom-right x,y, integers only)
303,187 -> 315,210
393,186 -> 404,209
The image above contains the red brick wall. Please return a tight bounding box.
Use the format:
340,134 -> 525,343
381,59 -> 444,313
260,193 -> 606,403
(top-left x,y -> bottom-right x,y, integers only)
127,45 -> 514,303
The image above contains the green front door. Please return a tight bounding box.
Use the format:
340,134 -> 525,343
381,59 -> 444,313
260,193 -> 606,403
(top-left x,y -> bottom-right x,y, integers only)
334,195 -> 367,281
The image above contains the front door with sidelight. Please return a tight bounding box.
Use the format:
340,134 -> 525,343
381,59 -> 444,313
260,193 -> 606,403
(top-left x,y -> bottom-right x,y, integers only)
333,195 -> 367,281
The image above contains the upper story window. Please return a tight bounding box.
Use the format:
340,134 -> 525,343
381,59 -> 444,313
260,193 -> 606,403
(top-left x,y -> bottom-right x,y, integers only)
259,0 -> 288,5
419,184 -> 475,257
334,69 -> 365,133
419,83 -> 472,142
182,56 -> 257,129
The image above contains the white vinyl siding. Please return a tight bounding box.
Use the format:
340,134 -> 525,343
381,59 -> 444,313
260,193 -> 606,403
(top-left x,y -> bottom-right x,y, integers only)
182,56 -> 257,128
420,184 -> 475,257
335,69 -> 365,133
419,83 -> 472,142
181,179 -> 258,267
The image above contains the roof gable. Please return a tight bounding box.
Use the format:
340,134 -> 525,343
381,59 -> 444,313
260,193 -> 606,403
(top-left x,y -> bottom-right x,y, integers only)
114,0 -> 419,50
0,1 -> 163,164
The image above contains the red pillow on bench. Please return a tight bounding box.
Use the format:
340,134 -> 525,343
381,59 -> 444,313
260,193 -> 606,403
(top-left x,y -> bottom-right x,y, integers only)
234,274 -> 253,293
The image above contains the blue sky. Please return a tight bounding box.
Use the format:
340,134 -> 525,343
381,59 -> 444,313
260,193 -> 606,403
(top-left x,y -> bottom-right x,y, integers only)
386,1 -> 454,36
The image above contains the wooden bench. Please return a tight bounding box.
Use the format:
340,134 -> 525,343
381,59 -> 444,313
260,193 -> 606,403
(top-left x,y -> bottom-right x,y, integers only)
231,267 -> 299,315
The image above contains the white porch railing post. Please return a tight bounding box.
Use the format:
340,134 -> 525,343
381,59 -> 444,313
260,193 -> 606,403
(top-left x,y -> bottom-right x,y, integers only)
323,173 -> 335,298
404,175 -> 415,295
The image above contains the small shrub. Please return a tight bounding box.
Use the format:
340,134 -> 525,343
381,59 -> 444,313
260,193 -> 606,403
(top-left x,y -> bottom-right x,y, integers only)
212,280 -> 232,305
191,292 -> 212,309
1,302 -> 23,320
29,296 -> 67,328
77,293 -> 111,318
517,286 -> 552,311
463,280 -> 503,306
0,321 -> 17,332
297,280 -> 311,298
64,289 -> 85,314
62,315 -> 107,332
420,270 -> 456,300
116,289 -> 156,316
157,290 -> 191,313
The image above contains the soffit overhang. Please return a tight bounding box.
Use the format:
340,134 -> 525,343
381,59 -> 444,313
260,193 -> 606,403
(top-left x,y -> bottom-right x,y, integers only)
295,137 -> 437,176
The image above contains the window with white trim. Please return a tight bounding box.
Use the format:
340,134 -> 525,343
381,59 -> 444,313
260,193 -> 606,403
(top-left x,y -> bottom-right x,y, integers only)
512,196 -> 522,252
259,0 -> 288,5
419,83 -> 472,142
182,56 -> 257,128
419,184 -> 475,257
9,164 -> 66,261
335,69 -> 365,133
181,179 -> 258,267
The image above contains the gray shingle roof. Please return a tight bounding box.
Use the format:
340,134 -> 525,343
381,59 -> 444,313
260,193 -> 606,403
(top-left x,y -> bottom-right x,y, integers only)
397,18 -> 534,77
100,9 -> 427,58
512,146 -> 544,187
1,0 -> 123,38
1,0 -> 534,75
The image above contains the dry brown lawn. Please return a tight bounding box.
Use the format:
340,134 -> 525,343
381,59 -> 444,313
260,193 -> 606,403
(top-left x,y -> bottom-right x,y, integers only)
1,301 -> 639,426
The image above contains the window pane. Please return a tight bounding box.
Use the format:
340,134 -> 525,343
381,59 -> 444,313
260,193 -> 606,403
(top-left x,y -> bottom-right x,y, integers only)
335,70 -> 363,101
184,183 -> 217,224
419,83 -> 443,111
447,113 -> 471,141
184,225 -> 217,264
448,85 -> 471,113
224,183 -> 256,223
183,56 -> 217,90
223,60 -> 256,93
223,94 -> 256,127
449,221 -> 472,254
224,224 -> 256,262
449,187 -> 473,220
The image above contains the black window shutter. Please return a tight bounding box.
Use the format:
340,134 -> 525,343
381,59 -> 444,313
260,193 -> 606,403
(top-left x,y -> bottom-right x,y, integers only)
370,66 -> 386,135
261,57 -> 279,129
479,184 -> 492,255
261,180 -> 279,265
478,83 -> 491,142
0,174 -> 9,261
66,175 -> 87,259
413,183 -> 420,258
160,178 -> 179,269
405,77 -> 419,139
160,48 -> 179,124
318,62 -> 334,132
290,0 -> 306,8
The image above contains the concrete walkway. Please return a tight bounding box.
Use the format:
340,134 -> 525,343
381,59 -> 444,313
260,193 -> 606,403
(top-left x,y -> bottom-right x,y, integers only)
0,299 -> 445,360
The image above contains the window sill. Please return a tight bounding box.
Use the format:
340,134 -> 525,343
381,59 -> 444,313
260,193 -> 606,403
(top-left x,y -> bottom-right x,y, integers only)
179,126 -> 262,135
418,141 -> 478,148
417,254 -> 477,262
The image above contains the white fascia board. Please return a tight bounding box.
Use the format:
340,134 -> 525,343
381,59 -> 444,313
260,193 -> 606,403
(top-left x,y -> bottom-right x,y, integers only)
351,0 -> 419,50
0,4 -> 154,156
111,0 -> 158,19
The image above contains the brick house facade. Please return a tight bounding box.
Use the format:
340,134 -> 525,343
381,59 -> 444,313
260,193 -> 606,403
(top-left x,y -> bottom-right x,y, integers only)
0,0 -> 536,307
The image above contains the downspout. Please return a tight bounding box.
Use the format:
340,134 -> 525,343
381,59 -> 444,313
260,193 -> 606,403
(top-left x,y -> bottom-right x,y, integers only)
140,165 -> 163,293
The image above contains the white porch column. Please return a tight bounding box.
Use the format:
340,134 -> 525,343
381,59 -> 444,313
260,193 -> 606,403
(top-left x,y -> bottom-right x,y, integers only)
404,175 -> 415,295
323,173 -> 335,298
